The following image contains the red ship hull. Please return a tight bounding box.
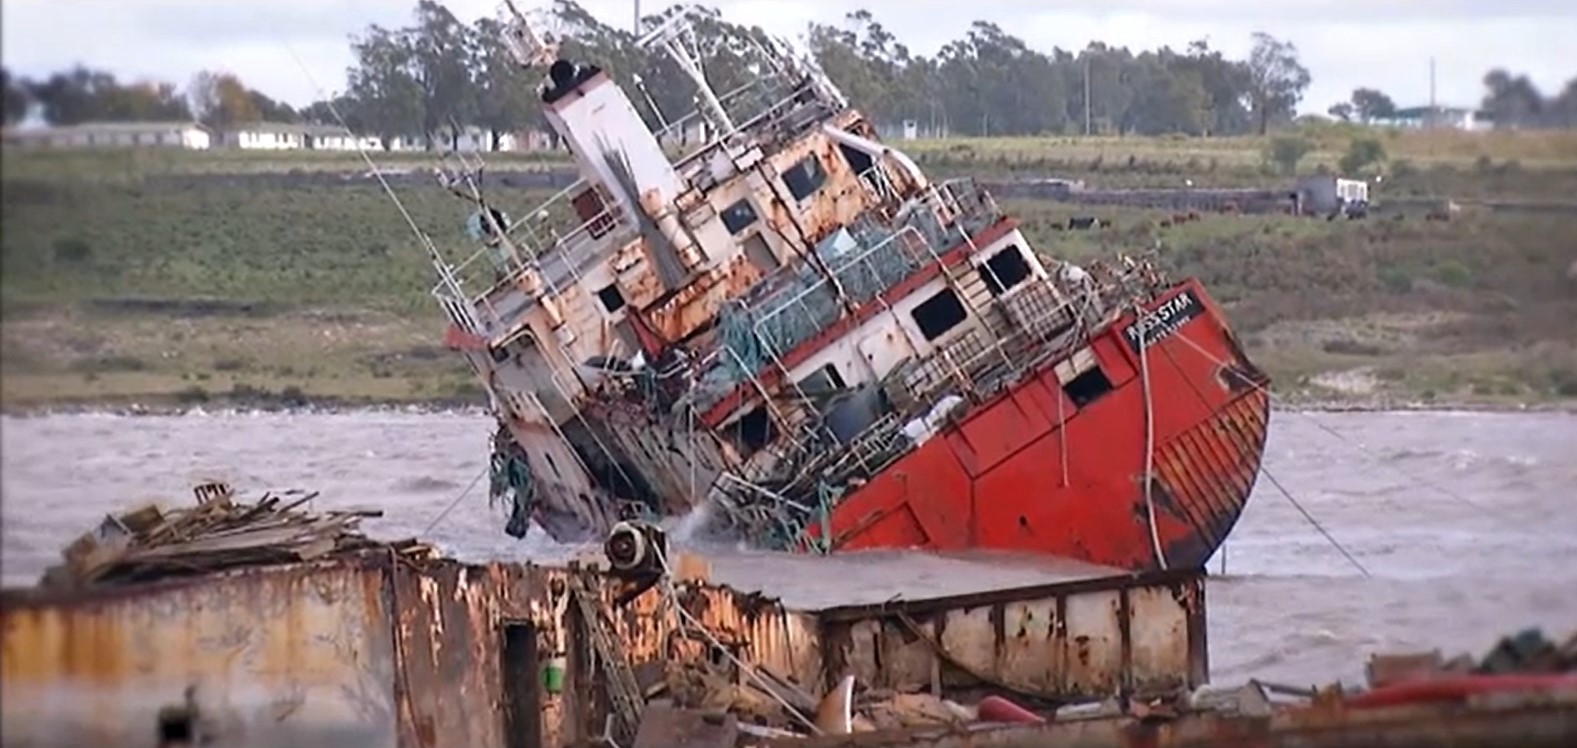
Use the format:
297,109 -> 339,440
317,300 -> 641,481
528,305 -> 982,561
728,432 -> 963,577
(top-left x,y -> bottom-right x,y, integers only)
805,279 -> 1270,572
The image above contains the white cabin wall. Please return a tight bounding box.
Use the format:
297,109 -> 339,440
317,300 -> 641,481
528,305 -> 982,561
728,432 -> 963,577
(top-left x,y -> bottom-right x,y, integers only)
544,74 -> 686,227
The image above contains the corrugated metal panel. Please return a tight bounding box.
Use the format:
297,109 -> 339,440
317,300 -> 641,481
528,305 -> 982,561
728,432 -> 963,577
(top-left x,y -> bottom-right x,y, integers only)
1,556 -> 398,748
816,570 -> 1206,702
1153,387 -> 1271,566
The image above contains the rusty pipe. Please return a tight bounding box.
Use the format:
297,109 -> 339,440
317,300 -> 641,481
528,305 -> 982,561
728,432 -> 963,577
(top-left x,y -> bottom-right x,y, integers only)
819,124 -> 929,192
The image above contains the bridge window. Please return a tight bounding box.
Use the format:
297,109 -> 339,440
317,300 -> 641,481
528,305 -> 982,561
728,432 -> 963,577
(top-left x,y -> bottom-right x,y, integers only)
836,139 -> 874,176
721,199 -> 758,235
1064,366 -> 1113,408
911,287 -> 968,342
730,405 -> 778,457
978,245 -> 1032,296
596,284 -> 627,314
796,363 -> 846,397
783,155 -> 827,201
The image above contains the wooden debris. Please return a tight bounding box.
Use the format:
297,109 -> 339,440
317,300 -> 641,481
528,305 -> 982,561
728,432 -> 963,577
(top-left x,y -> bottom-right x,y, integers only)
38,487 -> 434,589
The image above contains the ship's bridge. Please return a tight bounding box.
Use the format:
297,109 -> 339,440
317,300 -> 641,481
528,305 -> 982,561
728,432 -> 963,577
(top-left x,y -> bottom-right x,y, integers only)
428,10 -> 941,433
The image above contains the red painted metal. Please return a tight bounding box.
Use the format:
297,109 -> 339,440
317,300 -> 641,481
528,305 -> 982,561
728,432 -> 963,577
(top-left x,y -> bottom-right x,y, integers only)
805,280 -> 1271,572
977,696 -> 1046,724
1344,674 -> 1577,710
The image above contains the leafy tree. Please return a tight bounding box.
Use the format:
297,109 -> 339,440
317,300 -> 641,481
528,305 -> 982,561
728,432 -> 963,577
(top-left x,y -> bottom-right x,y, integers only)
3,67 -> 30,125
102,81 -> 191,121
26,66 -> 188,124
410,0 -> 479,148
188,71 -> 263,128
1350,87 -> 1396,122
473,18 -> 542,149
1339,137 -> 1386,175
1551,78 -> 1577,127
249,91 -> 299,123
347,25 -> 424,149
1265,135 -> 1313,176
1327,102 -> 1354,122
1245,33 -> 1310,135
1178,39 -> 1253,136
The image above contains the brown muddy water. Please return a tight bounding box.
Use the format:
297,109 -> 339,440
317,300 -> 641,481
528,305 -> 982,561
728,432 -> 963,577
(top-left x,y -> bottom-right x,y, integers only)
2,409 -> 1574,688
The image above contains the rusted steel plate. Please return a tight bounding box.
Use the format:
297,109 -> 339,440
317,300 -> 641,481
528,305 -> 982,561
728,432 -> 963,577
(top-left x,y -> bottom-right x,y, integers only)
1152,386 -> 1271,568
817,570 -> 1205,702
1,555 -> 399,748
763,693 -> 1577,748
1,552 -> 1205,748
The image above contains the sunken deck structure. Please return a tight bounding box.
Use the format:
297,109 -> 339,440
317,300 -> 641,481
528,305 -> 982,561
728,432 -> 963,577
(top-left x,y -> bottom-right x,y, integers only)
0,551 -> 1210,748
431,9 -> 1270,571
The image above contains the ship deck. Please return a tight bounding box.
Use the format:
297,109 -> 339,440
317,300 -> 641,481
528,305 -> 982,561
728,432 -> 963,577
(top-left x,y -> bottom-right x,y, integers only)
689,548 -> 1138,610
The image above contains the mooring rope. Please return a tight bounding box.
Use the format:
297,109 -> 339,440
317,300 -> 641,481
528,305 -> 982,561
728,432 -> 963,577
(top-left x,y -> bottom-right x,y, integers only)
277,39 -> 446,266
1262,466 -> 1371,577
1163,326 -> 1569,551
421,466 -> 489,536
1134,302 -> 1169,571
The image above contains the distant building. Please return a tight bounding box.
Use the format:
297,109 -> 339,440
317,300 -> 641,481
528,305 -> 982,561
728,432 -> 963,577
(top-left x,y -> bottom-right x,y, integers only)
515,128 -> 560,152
1295,175 -> 1370,217
874,119 -> 949,140
2,121 -> 211,150
220,122 -> 388,151
300,124 -> 382,152
1375,106 -> 1494,132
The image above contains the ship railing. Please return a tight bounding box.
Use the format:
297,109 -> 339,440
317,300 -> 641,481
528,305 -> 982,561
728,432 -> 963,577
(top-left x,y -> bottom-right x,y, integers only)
655,72 -> 807,168
928,177 -> 1004,229
524,202 -> 630,286
883,281 -> 1079,411
855,163 -> 901,205
748,224 -> 934,357
881,259 -> 1167,413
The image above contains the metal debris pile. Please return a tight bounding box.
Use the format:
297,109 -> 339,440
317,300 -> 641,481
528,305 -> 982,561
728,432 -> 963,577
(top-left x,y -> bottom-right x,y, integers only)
637,661 -> 1047,746
1365,627 -> 1577,688
628,626 -> 1577,747
39,482 -> 436,589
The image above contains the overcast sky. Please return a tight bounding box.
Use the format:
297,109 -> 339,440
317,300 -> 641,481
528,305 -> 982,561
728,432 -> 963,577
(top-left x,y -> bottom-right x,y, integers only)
3,0 -> 1571,115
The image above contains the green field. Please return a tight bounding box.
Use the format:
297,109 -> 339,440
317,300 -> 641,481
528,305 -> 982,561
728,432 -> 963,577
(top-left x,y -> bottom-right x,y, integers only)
3,128 -> 1576,411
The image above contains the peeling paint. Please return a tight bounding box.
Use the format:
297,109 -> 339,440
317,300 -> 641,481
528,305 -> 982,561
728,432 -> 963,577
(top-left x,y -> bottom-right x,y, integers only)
2,555 -> 1206,748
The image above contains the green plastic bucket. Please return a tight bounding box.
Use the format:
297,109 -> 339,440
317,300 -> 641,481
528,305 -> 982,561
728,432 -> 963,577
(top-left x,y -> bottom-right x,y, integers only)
542,654 -> 567,694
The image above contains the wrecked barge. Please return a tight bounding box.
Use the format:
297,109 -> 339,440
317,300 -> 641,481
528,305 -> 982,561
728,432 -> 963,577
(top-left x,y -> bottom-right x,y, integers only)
0,486 -> 1210,748
4,486 -> 1576,748
430,6 -> 1270,571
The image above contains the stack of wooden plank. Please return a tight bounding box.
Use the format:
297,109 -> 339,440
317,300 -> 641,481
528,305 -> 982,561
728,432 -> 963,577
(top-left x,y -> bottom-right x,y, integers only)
39,482 -> 436,589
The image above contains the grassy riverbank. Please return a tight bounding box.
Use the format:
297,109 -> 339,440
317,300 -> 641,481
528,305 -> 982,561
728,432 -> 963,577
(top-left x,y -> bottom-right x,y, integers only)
4,128 -> 1576,412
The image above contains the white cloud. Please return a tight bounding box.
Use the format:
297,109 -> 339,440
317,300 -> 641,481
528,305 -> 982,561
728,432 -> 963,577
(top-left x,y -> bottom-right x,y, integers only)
1,0 -> 1570,112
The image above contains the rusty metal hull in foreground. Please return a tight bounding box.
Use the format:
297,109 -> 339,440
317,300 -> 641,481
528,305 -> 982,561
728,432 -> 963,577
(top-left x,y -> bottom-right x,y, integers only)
767,691 -> 1577,748
0,552 -> 1206,748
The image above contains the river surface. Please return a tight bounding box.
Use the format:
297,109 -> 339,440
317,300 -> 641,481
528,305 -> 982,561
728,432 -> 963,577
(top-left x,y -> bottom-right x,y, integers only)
3,409 -> 1574,688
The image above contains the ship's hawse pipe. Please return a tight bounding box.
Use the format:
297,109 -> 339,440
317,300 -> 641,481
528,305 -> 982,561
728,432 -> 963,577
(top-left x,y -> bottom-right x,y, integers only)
819,124 -> 930,192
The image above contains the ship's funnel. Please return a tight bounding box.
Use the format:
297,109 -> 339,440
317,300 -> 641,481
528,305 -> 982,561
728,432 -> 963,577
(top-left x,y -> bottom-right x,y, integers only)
539,60 -> 687,231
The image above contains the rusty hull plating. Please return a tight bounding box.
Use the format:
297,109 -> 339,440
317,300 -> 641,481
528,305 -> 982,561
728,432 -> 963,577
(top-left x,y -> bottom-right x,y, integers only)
429,11 -> 1270,570
0,552 -> 1208,748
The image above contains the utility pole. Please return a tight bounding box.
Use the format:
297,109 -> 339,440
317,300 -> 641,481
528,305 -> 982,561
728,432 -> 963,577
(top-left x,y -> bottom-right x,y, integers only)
634,0 -> 642,34
1084,57 -> 1092,136
1428,56 -> 1437,130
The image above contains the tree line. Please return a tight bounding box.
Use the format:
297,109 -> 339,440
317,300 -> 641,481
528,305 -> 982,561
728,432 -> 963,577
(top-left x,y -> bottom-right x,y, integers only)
4,0 -> 1574,145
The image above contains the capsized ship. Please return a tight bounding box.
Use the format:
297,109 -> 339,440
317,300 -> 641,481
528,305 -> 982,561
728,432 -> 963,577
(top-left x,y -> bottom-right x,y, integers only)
429,6 -> 1270,572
